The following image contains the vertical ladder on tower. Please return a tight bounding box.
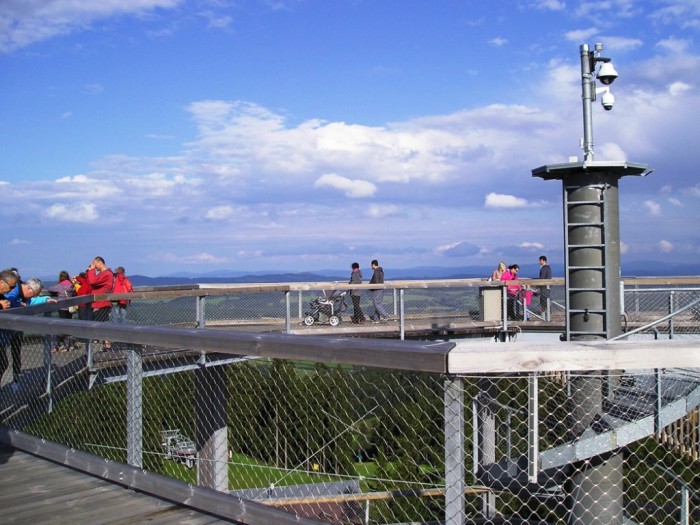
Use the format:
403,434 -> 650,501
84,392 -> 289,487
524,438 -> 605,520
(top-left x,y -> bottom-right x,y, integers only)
563,183 -> 611,340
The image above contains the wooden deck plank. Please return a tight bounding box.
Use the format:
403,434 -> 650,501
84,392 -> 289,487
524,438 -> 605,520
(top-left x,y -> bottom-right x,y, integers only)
44,492 -> 178,525
0,447 -> 238,524
89,506 -> 225,525
7,485 -> 130,523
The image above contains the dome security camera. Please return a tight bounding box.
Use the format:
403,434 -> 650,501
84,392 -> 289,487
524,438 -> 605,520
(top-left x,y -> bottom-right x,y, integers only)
601,90 -> 615,111
597,61 -> 618,85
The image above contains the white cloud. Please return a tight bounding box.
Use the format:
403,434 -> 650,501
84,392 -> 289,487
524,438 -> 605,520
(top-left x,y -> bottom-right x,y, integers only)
205,205 -> 236,220
597,143 -> 627,161
200,11 -> 233,30
600,36 -> 643,52
651,1 -> 700,30
0,0 -> 182,53
163,251 -> 227,264
84,83 -> 104,94
534,0 -> 565,10
656,37 -> 692,54
366,204 -> 400,219
56,174 -> 92,183
565,28 -> 599,42
182,99 -> 558,191
519,242 -> 545,250
484,193 -> 529,208
667,197 -> 682,207
313,173 -> 377,198
437,241 -> 481,258
669,81 -> 692,96
644,200 -> 661,216
43,202 -> 98,223
659,240 -> 674,253
9,238 -> 30,245
575,0 -> 639,19
488,37 -> 508,47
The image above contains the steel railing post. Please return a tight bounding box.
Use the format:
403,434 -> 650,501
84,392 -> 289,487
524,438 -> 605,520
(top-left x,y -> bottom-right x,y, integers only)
669,291 -> 675,339
654,368 -> 663,436
399,288 -> 405,340
43,326 -> 53,414
285,291 -> 291,334
196,295 -> 206,329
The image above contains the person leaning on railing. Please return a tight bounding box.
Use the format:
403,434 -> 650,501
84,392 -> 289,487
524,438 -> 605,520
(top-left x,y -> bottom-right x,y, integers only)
501,264 -> 532,321
0,274 -> 55,392
0,268 -> 18,311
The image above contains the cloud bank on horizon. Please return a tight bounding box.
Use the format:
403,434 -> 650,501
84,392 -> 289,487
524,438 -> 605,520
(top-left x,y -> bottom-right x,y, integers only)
1,0 -> 699,277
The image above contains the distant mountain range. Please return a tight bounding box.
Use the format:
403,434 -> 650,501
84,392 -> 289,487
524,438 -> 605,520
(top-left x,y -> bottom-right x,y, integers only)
126,260 -> 700,287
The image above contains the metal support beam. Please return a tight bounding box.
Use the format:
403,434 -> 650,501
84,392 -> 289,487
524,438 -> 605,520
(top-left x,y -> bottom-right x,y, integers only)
126,344 -> 143,468
654,368 -> 663,435
527,373 -> 539,483
681,483 -> 690,525
444,377 -> 465,525
196,362 -> 229,492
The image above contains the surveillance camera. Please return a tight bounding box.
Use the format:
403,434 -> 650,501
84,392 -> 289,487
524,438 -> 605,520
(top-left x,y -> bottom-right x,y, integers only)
601,90 -> 615,111
597,61 -> 618,85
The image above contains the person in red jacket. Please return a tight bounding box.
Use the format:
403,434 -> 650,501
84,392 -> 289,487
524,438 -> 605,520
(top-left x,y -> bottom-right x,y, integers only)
86,256 -> 114,322
73,272 -> 93,321
111,266 -> 134,325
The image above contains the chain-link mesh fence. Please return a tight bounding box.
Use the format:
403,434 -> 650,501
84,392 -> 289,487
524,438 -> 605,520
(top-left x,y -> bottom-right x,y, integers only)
1,278 -> 699,524
622,285 -> 700,338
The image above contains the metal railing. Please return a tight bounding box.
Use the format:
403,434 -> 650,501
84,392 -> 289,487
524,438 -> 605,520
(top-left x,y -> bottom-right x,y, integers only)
0,277 -> 699,524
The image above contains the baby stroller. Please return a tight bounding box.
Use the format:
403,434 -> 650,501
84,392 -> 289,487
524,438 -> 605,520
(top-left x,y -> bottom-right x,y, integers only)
303,289 -> 348,326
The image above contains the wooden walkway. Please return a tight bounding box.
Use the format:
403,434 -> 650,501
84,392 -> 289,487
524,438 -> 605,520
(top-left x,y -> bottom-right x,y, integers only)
0,446 -> 239,525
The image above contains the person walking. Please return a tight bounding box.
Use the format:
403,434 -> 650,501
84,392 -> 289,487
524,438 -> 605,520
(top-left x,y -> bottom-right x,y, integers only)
369,259 -> 390,322
348,262 -> 366,324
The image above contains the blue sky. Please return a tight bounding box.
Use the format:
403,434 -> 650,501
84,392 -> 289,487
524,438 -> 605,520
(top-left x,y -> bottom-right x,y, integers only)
1,0 -> 699,277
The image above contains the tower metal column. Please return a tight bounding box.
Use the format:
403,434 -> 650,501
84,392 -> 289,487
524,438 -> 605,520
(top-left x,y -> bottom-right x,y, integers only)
534,161 -> 649,525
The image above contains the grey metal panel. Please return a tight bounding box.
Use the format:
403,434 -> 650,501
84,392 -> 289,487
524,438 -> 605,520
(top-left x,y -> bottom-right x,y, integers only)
659,398 -> 689,428
615,416 -> 654,448
540,381 -> 700,470
0,313 -> 454,373
687,387 -> 700,409
100,356 -> 260,384
532,160 -> 650,180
